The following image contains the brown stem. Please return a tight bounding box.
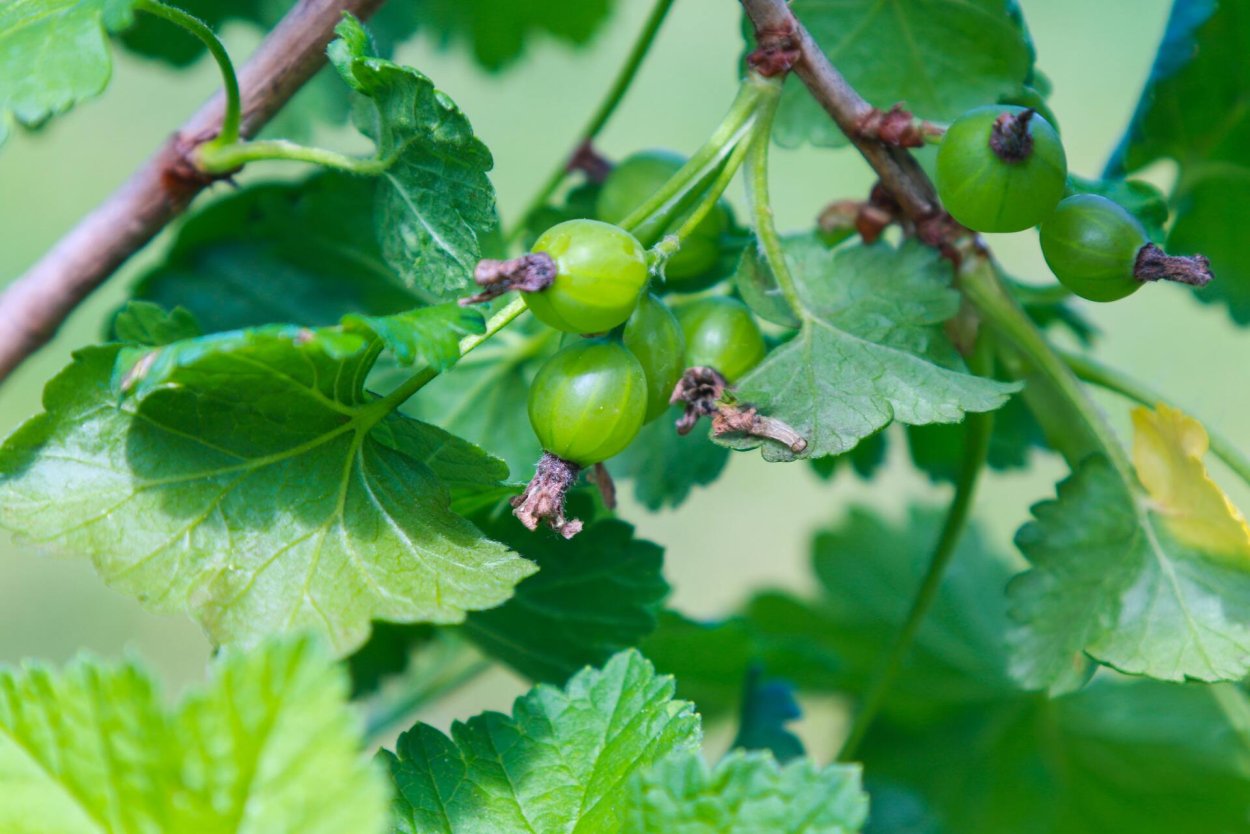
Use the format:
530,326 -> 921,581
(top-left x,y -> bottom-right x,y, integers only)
0,0 -> 387,384
1134,243 -> 1214,288
739,0 -> 941,228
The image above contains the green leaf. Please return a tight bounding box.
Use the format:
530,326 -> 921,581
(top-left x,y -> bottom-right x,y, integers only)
906,391 -> 1048,483
330,15 -> 497,302
416,0 -> 616,72
809,430 -> 888,482
1065,174 -> 1169,243
0,329 -> 534,655
731,670 -> 805,763
734,243 -> 800,328
128,174 -> 420,334
1009,454 -> 1250,687
344,304 -> 484,370
459,498 -> 669,683
111,301 -> 201,346
384,650 -> 701,833
863,678 -> 1250,834
758,0 -> 1034,148
400,314 -> 557,479
723,239 -> 1017,461
0,635 -> 389,833
614,407 -> 731,511
627,751 -> 868,834
0,0 -> 138,147
1108,0 -> 1250,322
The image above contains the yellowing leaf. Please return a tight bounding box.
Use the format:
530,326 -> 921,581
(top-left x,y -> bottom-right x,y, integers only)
1131,403 -> 1250,563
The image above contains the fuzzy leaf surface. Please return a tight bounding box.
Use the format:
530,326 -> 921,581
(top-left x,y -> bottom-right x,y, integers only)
0,636 -> 388,834
385,651 -> 700,833
723,239 -> 1016,461
0,328 -> 533,655
758,0 -> 1034,148
331,16 -> 497,302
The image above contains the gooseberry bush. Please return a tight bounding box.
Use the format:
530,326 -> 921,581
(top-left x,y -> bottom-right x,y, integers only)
2,0 -> 1249,831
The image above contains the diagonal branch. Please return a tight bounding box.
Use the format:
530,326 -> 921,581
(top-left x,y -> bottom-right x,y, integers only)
0,0 -> 387,384
739,0 -> 944,230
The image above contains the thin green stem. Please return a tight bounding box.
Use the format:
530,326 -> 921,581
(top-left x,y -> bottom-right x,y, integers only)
505,0 -> 677,245
618,77 -> 769,236
1061,349 -> 1250,488
197,139 -> 393,175
837,341 -> 995,762
838,342 -> 996,762
371,297 -> 530,417
650,128 -> 753,267
961,256 -> 1133,481
742,75 -> 802,315
136,0 -> 241,146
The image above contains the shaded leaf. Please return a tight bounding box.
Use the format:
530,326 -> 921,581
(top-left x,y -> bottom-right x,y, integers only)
731,669 -> 805,763
615,407 -> 731,511
111,301 -> 201,346
416,0 -> 615,72
331,15 -> 497,302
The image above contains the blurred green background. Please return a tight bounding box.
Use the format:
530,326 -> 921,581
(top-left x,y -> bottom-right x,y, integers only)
2,0 -> 1242,742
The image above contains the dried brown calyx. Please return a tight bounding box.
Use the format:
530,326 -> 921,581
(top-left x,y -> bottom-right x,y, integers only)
512,452 -> 584,539
1133,243 -> 1214,288
989,108 -> 1035,164
670,367 -> 808,454
460,253 -> 557,306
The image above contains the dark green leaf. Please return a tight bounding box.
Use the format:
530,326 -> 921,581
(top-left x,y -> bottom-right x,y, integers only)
723,239 -> 1017,461
459,498 -> 668,683
758,0 -> 1035,148
1009,455 -> 1250,687
809,430 -> 888,482
0,329 -> 533,655
330,15 -> 497,302
416,0 -> 616,72
614,407 -> 731,510
1108,0 -> 1250,322
0,0 -> 139,146
731,669 -> 805,763
907,392 -> 1048,483
129,174 -> 419,334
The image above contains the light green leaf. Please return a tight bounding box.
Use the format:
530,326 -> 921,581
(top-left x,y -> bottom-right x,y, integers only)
1009,454 -> 1250,686
759,0 -> 1034,148
128,174 -> 420,334
0,0 -> 138,147
460,498 -> 668,683
0,328 -> 533,655
330,15 -> 497,302
344,304 -> 483,370
1108,0 -> 1250,323
627,751 -> 867,834
0,635 -> 389,834
724,239 -> 1017,461
385,650 -> 701,833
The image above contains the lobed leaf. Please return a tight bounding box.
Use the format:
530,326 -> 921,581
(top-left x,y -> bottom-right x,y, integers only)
614,408 -> 731,511
0,322 -> 534,655
0,0 -> 138,147
385,650 -> 701,833
722,238 -> 1016,461
330,15 -> 497,303
0,636 -> 388,834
